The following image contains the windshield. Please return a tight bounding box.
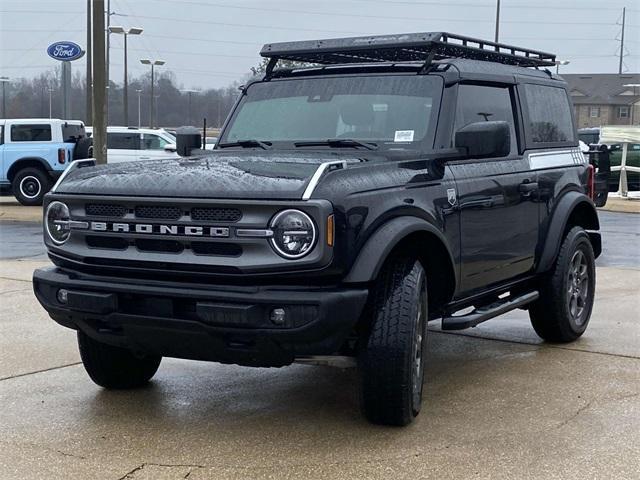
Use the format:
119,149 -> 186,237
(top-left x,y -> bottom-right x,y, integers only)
221,75 -> 442,150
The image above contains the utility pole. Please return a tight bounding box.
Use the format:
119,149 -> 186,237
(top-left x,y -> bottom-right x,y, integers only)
92,0 -> 107,164
618,7 -> 626,74
494,0 -> 501,43
105,0 -> 110,124
86,0 -> 92,123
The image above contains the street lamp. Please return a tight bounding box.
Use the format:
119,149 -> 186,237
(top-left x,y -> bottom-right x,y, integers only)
554,60 -> 570,74
0,77 -> 10,118
140,59 -> 164,128
623,84 -> 640,125
109,26 -> 143,126
181,89 -> 199,125
136,88 -> 142,128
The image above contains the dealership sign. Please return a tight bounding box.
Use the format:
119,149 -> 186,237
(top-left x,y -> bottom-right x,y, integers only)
47,41 -> 85,61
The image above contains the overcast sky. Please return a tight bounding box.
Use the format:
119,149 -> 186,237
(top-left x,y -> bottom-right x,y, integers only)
1,0 -> 638,90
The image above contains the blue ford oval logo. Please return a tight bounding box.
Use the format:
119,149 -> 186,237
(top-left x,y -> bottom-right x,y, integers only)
47,41 -> 85,61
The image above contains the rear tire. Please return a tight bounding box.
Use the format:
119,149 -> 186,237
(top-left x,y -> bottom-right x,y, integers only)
529,226 -> 596,343
12,167 -> 52,206
358,256 -> 428,426
78,331 -> 162,389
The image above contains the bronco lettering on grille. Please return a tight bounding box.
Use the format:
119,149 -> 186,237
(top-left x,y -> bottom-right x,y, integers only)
88,222 -> 230,238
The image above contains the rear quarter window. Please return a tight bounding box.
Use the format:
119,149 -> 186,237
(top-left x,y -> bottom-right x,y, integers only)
522,84 -> 575,146
10,124 -> 52,142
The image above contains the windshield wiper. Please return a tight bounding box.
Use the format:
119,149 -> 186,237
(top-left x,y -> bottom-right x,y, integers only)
217,139 -> 272,150
294,138 -> 378,151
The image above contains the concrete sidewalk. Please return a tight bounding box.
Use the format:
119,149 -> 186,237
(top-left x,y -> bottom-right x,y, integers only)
0,259 -> 638,479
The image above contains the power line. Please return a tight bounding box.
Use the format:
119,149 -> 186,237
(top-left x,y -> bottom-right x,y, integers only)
141,0 -> 622,25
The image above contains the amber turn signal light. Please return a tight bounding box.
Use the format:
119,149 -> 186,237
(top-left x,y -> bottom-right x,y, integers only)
327,214 -> 334,247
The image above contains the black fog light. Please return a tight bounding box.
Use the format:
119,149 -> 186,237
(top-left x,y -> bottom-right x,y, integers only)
270,308 -> 286,326
57,289 -> 69,304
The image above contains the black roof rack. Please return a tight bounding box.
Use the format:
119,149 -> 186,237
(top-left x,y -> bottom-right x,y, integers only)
260,32 -> 556,76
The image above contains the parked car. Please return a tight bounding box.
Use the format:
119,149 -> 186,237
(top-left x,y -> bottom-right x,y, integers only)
204,136 -> 218,150
85,126 -> 178,163
578,127 -> 640,191
0,118 -> 92,205
34,32 -> 604,426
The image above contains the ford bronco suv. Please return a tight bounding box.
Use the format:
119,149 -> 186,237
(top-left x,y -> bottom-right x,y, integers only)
33,33 -> 604,426
0,118 -> 92,205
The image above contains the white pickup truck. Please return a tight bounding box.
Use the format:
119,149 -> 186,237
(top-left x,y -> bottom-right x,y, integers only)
85,126 -> 178,163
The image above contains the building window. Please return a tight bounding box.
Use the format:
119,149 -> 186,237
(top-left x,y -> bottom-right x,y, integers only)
618,106 -> 629,118
590,106 -> 600,118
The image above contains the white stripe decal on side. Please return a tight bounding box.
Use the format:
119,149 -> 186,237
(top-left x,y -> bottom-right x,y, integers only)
528,148 -> 585,170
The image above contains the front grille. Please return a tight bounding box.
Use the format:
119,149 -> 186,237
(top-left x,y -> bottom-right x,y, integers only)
191,242 -> 242,257
135,239 -> 184,253
85,204 -> 127,217
86,235 -> 128,250
135,205 -> 182,220
191,207 -> 242,223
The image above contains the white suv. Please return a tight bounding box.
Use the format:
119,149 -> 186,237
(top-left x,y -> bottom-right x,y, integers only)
85,126 -> 178,163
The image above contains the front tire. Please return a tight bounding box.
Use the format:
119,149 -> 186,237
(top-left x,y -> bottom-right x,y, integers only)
12,167 -> 52,206
358,256 -> 428,426
529,226 -> 596,343
78,331 -> 162,389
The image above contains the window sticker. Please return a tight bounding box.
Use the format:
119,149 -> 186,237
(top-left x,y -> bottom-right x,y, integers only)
394,130 -> 414,142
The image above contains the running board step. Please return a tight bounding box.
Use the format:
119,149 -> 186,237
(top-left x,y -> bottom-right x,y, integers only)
441,291 -> 539,331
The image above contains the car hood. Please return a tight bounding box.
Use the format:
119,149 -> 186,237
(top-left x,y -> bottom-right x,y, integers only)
55,151 -> 364,199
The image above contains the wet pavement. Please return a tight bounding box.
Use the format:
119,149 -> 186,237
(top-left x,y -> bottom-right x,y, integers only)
0,211 -> 639,479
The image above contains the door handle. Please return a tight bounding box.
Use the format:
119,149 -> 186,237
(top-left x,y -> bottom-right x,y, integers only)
518,181 -> 538,194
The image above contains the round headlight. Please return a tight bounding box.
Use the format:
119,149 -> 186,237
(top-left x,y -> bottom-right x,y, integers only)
45,201 -> 71,245
269,209 -> 317,259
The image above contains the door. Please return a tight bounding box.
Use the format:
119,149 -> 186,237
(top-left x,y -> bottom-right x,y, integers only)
106,132 -> 140,163
448,84 -> 539,294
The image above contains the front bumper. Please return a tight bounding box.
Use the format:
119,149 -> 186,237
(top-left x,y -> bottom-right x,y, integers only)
33,267 -> 368,367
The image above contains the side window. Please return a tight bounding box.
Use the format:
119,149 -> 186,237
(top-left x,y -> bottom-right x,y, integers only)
0,125 -> 4,145
522,84 -> 575,144
454,84 -> 518,155
107,133 -> 140,150
10,124 -> 52,142
141,134 -> 169,150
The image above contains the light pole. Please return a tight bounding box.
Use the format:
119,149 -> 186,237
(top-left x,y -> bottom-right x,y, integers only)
136,88 -> 142,128
140,59 -> 164,128
554,60 -> 570,74
623,84 -> 640,125
181,89 -> 199,125
0,76 -> 10,117
109,26 -> 143,126
494,0 -> 501,43
48,87 -> 54,118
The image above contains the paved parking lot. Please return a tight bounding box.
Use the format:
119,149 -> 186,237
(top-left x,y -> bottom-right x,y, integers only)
0,207 -> 638,479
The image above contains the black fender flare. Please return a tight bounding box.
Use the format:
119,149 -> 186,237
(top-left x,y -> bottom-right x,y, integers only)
343,216 -> 456,285
536,191 -> 601,273
7,157 -> 53,181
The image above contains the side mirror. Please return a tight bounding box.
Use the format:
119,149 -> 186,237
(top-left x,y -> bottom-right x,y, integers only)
455,121 -> 510,159
164,143 -> 177,153
175,126 -> 202,156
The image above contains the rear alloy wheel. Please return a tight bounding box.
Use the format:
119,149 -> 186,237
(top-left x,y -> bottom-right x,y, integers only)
12,167 -> 52,206
529,226 -> 596,342
358,255 -> 428,426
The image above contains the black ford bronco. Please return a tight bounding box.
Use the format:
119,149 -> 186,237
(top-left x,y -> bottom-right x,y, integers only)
34,32 -> 605,426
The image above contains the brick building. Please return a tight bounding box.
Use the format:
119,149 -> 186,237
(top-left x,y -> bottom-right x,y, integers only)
562,73 -> 640,128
